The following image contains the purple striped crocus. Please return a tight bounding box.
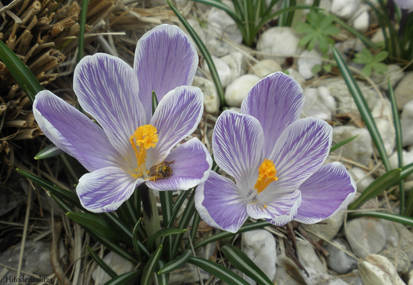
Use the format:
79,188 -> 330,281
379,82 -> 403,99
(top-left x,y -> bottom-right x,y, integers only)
33,25 -> 212,213
195,72 -> 356,233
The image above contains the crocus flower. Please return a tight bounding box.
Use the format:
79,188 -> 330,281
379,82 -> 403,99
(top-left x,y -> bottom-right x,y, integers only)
394,0 -> 413,10
33,24 -> 212,213
195,72 -> 356,233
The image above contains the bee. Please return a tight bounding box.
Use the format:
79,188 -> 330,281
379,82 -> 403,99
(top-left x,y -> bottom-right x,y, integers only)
148,161 -> 174,181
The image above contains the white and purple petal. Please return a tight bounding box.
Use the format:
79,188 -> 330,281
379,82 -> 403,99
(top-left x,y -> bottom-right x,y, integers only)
73,53 -> 145,155
33,91 -> 119,171
241,72 -> 303,156
76,166 -> 143,213
150,86 -> 203,164
134,24 -> 198,120
247,190 -> 302,226
294,162 -> 356,224
265,118 -> 332,198
213,111 -> 264,182
146,138 -> 212,191
195,171 -> 248,233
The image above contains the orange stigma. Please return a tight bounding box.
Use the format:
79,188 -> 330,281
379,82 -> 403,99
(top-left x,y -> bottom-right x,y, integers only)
129,125 -> 158,178
254,159 -> 278,193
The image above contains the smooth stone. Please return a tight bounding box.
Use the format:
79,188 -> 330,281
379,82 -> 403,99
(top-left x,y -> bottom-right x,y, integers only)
225,74 -> 260,107
221,52 -> 247,83
358,254 -> 405,285
242,230 -> 277,283
92,252 -> 134,284
302,87 -> 336,121
394,223 -> 413,262
296,239 -> 330,284
380,247 -> 410,274
193,76 -> 220,114
249,59 -> 282,78
326,239 -> 357,274
390,150 -> 413,181
0,241 -> 53,277
298,50 -> 322,79
331,0 -> 361,19
256,27 -> 300,59
205,56 -> 232,87
395,72 -> 413,110
274,256 -> 305,285
285,68 -> 305,86
348,167 -> 374,192
169,264 -> 209,284
352,9 -> 369,32
372,64 -> 404,90
319,78 -> 380,114
345,218 -> 386,258
302,209 -> 345,241
401,101 -> 413,146
372,98 -> 395,154
335,39 -> 364,59
205,7 -> 242,56
305,0 -> 332,10
328,279 -> 350,285
332,126 -> 373,166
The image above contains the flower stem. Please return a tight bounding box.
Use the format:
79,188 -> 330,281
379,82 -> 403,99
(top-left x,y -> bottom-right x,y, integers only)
141,184 -> 161,241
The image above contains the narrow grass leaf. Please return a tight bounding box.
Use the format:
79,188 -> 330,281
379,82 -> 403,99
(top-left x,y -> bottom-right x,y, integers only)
104,271 -> 139,285
195,221 -> 271,248
188,256 -> 249,285
349,211 -> 413,227
87,247 -> 118,278
147,228 -> 187,249
0,41 -> 43,101
167,0 -> 225,107
67,212 -> 121,242
158,250 -> 191,275
171,191 -> 195,257
34,145 -> 62,160
16,168 -> 79,206
348,169 -> 401,210
389,81 -> 405,214
222,245 -> 273,285
140,244 -> 163,285
77,0 -> 89,62
330,135 -> 358,153
333,46 -> 391,171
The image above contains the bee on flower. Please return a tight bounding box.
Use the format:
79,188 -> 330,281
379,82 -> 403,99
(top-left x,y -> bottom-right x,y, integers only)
33,25 -> 212,213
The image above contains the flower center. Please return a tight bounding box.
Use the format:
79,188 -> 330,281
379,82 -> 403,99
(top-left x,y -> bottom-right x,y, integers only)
254,159 -> 278,193
129,124 -> 158,178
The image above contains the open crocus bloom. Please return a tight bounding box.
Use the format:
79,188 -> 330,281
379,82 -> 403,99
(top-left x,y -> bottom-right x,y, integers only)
33,25 -> 212,213
195,72 -> 356,233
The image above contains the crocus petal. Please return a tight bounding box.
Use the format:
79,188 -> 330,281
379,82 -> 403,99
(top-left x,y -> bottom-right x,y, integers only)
246,190 -> 301,226
241,72 -> 303,156
195,171 -> 248,233
265,118 -> 332,199
213,111 -> 264,182
295,162 -> 356,224
134,24 -> 198,120
146,138 -> 212,191
74,53 -> 145,155
150,86 -> 203,164
76,166 -> 143,213
33,91 -> 119,171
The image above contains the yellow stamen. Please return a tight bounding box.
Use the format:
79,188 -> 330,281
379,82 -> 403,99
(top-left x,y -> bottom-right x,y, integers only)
129,125 -> 158,177
254,159 -> 278,193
